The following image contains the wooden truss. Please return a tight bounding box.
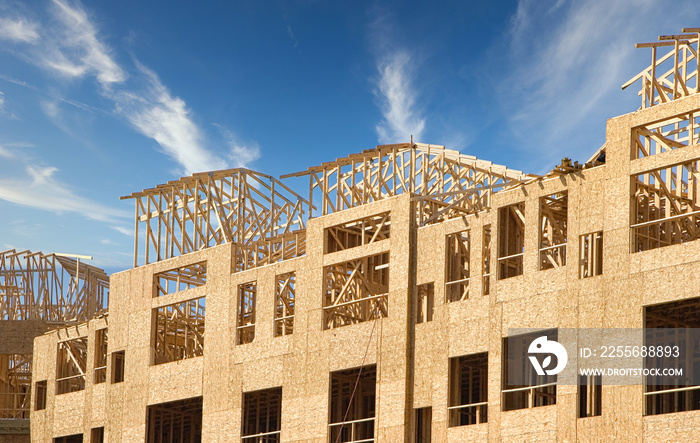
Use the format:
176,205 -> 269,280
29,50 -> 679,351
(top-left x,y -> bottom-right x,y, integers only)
632,160 -> 700,251
282,143 -> 534,226
56,338 -> 88,394
539,193 -> 568,270
121,169 -> 311,267
445,231 -> 470,302
0,249 -> 108,322
242,387 -> 282,442
633,110 -> 700,159
0,354 -> 32,419
274,273 -> 295,337
153,298 -> 205,365
323,253 -> 389,330
623,28 -> 700,109
325,212 -> 391,253
153,262 -> 207,298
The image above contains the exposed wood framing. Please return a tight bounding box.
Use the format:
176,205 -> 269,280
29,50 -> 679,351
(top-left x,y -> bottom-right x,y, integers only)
502,330 -> 557,411
56,338 -> 87,394
482,225 -> 491,295
281,143 -> 535,226
237,282 -> 256,345
94,329 -> 108,384
242,387 -> 282,442
445,231 -> 470,302
633,110 -> 700,159
121,168 -> 311,267
274,272 -> 295,337
448,353 -> 488,427
153,261 -> 207,298
623,28 -> 700,109
233,230 -> 306,273
323,253 -> 389,330
579,232 -> 603,279
498,203 -> 525,279
153,298 -> 205,365
325,212 -> 391,253
539,193 -> 568,270
147,397 -> 203,443
0,354 -> 31,419
644,298 -> 700,415
329,366 -> 376,443
632,160 -> 700,251
0,249 -> 109,322
416,283 -> 434,324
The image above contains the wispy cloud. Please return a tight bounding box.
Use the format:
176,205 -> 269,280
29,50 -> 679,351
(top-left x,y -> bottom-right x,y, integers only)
216,124 -> 261,167
497,0 -> 688,168
112,64 -> 225,174
374,51 -> 425,144
369,9 -> 425,144
45,0 -> 125,86
2,0 -> 261,175
0,16 -> 40,43
0,164 -> 130,222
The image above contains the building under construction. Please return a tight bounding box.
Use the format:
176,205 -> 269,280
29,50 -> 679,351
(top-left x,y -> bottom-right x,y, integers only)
25,29 -> 700,442
0,251 -> 109,443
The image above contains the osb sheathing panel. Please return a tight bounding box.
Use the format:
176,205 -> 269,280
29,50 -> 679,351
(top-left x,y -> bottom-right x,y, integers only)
643,410 -> 700,441
0,321 -> 49,354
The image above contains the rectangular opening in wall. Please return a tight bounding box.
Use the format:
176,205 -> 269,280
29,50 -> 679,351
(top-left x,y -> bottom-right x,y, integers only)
579,232 -> 603,278
54,435 -> 83,443
644,297 -> 700,415
448,353 -> 487,426
482,225 -> 491,295
111,351 -> 124,384
153,297 -> 205,365
56,338 -> 87,395
233,231 -> 306,272
632,161 -> 700,252
445,230 -> 470,302
91,427 -> 104,443
153,261 -> 207,297
237,282 -> 256,344
242,387 -> 282,443
94,329 -> 107,384
34,380 -> 47,411
329,365 -> 376,443
632,111 -> 700,159
274,272 -> 295,337
0,354 -> 31,419
147,396 -> 202,443
578,375 -> 602,418
323,253 -> 389,330
539,193 -> 567,270
325,212 -> 391,253
414,407 -> 431,443
502,330 -> 557,411
416,283 -> 434,324
498,203 -> 525,279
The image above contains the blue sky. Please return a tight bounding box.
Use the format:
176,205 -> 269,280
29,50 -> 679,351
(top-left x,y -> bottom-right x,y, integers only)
0,0 -> 698,274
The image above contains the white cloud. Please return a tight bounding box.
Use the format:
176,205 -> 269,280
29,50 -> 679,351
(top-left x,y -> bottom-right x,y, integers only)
0,164 -> 130,222
216,125 -> 261,167
46,0 -> 126,86
498,0 -> 682,169
111,225 -> 132,237
374,50 -> 425,144
113,65 -> 226,174
0,16 -> 40,43
0,91 -> 4,110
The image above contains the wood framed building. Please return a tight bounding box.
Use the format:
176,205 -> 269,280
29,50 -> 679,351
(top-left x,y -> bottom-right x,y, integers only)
28,29 -> 700,442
